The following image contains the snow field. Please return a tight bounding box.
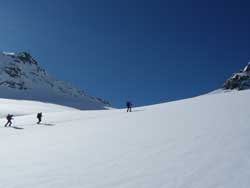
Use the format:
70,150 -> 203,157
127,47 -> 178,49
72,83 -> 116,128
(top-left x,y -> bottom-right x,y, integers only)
0,90 -> 250,187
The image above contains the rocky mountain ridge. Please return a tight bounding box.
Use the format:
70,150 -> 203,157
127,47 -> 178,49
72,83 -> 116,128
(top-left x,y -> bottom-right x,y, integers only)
0,52 -> 110,110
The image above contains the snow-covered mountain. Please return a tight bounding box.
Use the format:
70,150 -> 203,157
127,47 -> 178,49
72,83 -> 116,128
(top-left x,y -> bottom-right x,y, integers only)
223,62 -> 250,90
0,52 -> 110,110
0,89 -> 250,188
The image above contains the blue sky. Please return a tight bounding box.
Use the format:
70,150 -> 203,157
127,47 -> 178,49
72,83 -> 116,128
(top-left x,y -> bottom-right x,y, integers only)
0,0 -> 249,107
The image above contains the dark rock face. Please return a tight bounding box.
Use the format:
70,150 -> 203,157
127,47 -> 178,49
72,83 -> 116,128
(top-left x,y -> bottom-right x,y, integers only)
0,81 -> 27,90
4,67 -> 22,78
223,63 -> 250,90
7,52 -> 38,65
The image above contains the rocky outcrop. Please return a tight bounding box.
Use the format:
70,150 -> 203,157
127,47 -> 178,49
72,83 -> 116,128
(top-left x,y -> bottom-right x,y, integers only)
223,63 -> 250,90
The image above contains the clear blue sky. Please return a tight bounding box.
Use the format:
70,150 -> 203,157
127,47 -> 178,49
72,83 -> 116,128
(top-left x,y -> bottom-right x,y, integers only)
0,0 -> 249,107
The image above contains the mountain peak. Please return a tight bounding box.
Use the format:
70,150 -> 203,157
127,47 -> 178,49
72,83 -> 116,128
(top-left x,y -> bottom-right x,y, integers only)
243,62 -> 250,72
3,51 -> 38,65
223,62 -> 250,90
0,51 -> 110,110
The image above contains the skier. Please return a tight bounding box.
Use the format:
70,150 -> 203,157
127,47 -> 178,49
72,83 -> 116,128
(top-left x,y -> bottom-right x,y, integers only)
126,101 -> 132,112
37,112 -> 42,124
5,114 -> 13,127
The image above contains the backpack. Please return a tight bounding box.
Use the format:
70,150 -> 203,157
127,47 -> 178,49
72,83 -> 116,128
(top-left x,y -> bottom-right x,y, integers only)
37,113 -> 42,118
7,115 -> 12,121
127,102 -> 131,107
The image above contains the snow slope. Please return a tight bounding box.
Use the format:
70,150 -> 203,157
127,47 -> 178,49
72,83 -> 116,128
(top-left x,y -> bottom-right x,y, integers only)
0,98 -> 76,118
0,52 -> 110,110
0,90 -> 250,188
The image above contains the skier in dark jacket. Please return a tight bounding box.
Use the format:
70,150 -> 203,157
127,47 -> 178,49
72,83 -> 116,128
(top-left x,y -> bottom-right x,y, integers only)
37,112 -> 42,124
126,101 -> 132,112
5,114 -> 13,127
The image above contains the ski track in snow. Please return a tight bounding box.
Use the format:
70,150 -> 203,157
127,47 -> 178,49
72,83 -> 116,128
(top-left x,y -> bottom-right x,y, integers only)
0,90 -> 250,187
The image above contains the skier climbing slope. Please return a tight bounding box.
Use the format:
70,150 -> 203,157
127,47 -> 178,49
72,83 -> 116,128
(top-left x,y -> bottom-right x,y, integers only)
0,90 -> 249,187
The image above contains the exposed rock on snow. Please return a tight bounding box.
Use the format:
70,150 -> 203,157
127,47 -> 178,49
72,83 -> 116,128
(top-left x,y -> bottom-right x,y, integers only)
223,62 -> 250,90
0,52 -> 110,110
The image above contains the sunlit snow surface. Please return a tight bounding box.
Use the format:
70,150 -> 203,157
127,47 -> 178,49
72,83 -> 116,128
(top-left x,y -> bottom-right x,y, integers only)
0,90 -> 250,188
